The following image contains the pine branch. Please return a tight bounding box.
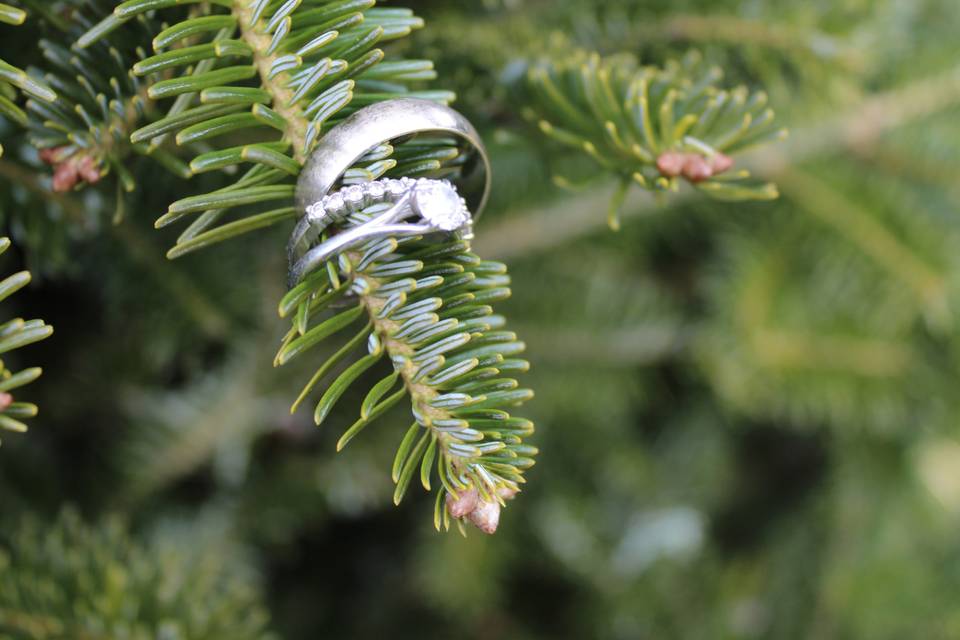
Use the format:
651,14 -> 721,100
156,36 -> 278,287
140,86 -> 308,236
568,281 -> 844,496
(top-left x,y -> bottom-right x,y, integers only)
80,1 -> 536,532
0,508 -> 275,639
117,346 -> 282,501
25,0 -> 191,204
696,222 -> 944,432
0,155 -> 231,336
80,0 -> 456,257
777,167 -> 951,329
564,6 -> 866,93
277,230 -> 535,534
633,14 -> 854,63
478,61 -> 960,261
0,237 -> 52,445
522,49 -> 786,229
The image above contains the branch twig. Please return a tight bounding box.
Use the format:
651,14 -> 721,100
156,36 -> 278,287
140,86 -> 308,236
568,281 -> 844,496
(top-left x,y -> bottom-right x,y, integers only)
476,63 -> 960,260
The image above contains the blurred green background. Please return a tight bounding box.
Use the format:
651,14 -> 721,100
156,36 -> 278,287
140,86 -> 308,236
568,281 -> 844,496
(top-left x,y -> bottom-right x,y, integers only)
2,0 -> 960,638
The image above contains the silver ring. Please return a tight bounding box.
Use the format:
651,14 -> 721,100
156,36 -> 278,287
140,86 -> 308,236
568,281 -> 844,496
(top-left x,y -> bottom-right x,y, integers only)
288,99 -> 490,282
289,178 -> 473,286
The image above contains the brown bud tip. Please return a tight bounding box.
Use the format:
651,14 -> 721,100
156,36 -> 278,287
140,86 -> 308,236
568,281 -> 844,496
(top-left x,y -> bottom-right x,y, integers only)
446,489 -> 479,519
656,151 -> 686,178
77,156 -> 102,185
707,153 -> 734,176
0,393 -> 12,411
52,163 -> 79,192
38,148 -> 61,165
682,155 -> 713,183
50,154 -> 102,192
467,499 -> 502,535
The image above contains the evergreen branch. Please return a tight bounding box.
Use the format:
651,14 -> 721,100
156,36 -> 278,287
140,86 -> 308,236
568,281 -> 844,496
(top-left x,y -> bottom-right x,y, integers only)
277,223 -> 536,534
0,237 -> 52,445
770,62 -> 960,162
80,1 -> 536,531
0,2 -> 56,158
117,346 -> 281,501
575,9 -> 866,87
0,156 -> 231,336
854,141 -> 960,202
550,1 -> 918,112
0,508 -> 275,639
478,61 -> 960,260
636,14 -> 854,64
777,167 -> 950,328
696,225 -> 940,432
749,329 -> 913,378
522,49 -> 785,228
80,0 -> 456,257
24,0 -> 191,205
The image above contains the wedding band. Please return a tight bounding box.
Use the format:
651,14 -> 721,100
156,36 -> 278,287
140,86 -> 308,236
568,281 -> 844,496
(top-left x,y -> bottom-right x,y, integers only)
288,98 -> 490,278
288,178 -> 473,287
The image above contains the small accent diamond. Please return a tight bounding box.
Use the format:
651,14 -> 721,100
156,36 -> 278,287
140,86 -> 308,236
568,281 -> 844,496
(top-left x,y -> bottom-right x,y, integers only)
306,203 -> 326,223
325,193 -> 346,216
344,185 -> 365,210
366,181 -> 386,200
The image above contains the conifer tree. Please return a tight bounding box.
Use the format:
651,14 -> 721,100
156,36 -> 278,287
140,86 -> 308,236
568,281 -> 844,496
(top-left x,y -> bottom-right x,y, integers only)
1,1 -> 958,637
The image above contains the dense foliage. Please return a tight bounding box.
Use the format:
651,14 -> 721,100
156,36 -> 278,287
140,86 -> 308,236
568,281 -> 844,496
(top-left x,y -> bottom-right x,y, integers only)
0,509 -> 274,639
1,0 -> 959,637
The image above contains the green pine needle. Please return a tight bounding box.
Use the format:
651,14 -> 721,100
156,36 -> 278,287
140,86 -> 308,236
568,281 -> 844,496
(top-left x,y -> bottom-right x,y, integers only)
523,49 -> 787,220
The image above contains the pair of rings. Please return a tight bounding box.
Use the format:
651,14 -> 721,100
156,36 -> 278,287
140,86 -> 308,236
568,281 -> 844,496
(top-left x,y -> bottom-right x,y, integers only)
288,98 -> 491,287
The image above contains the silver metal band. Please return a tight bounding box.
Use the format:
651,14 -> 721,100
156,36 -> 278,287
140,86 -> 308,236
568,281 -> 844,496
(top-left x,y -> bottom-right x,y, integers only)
288,178 -> 473,287
288,98 -> 490,284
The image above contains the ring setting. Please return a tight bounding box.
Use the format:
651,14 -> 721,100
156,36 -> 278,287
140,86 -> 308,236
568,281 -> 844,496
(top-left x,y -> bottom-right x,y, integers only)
305,177 -> 471,235
289,178 -> 474,287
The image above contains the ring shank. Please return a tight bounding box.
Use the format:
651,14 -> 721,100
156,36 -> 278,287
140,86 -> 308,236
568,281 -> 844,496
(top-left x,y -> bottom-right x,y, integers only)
295,98 -> 490,217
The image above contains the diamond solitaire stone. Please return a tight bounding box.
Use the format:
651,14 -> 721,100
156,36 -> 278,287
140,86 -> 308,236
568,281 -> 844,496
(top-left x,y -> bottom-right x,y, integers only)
365,181 -> 386,200
412,181 -> 470,231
